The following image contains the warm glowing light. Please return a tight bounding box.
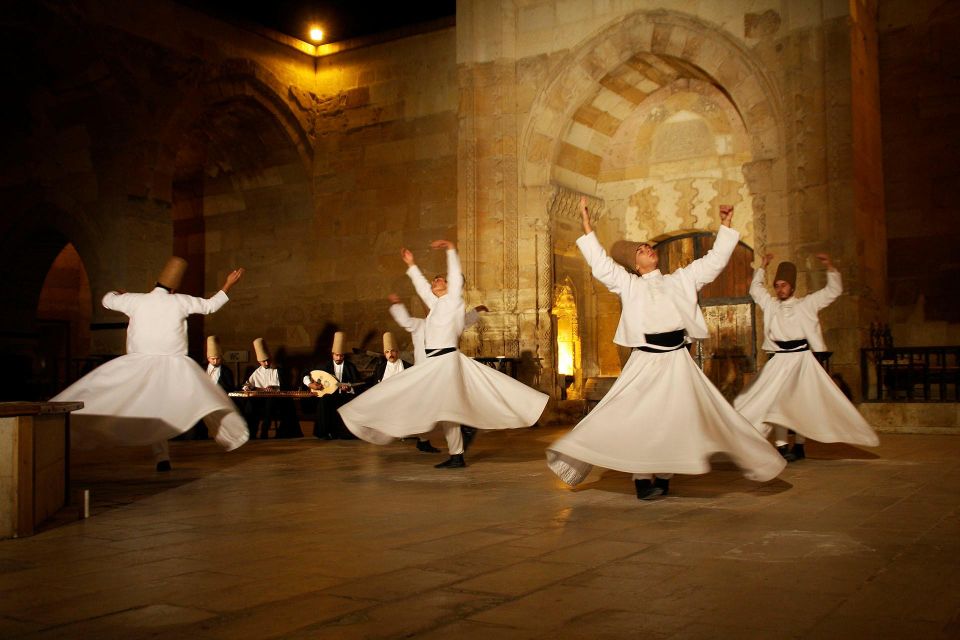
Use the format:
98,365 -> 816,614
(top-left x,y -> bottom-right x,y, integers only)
552,283 -> 580,379
557,339 -> 574,376
308,26 -> 324,42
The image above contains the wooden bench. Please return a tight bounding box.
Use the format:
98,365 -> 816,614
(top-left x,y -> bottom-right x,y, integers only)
0,401 -> 82,538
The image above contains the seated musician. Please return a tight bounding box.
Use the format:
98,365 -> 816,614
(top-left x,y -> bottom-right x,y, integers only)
241,338 -> 301,439
366,331 -> 438,453
302,331 -> 362,440
207,335 -> 235,393
189,335 -> 236,440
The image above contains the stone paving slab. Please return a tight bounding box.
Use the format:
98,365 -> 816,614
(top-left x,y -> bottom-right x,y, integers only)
0,428 -> 958,639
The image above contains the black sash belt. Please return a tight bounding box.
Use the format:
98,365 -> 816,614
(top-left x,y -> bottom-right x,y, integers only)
634,329 -> 687,353
426,347 -> 457,358
773,339 -> 809,352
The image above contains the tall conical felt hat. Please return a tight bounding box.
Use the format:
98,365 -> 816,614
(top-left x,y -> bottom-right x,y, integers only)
157,257 -> 188,290
253,337 -> 270,362
774,261 -> 797,289
331,331 -> 346,354
610,240 -> 643,274
382,332 -> 397,351
206,335 -> 222,358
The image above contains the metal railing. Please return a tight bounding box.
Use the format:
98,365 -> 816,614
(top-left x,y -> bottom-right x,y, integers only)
860,347 -> 960,402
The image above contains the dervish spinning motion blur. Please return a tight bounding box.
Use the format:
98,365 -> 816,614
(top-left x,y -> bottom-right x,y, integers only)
546,198 -> 786,499
53,257 -> 249,470
733,252 -> 879,460
339,240 -> 549,468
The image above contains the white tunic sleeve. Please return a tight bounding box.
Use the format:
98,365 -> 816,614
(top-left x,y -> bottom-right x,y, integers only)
389,303 -> 417,333
802,270 -> 842,311
676,225 -> 740,291
102,291 -> 139,315
576,232 -> 634,295
406,265 -> 436,310
176,290 -> 229,316
446,248 -> 463,300
749,267 -> 776,316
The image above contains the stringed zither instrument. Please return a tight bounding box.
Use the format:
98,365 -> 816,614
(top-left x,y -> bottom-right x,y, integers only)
309,370 -> 365,397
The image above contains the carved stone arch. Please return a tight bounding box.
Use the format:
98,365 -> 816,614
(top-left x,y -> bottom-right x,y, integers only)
520,9 -> 785,190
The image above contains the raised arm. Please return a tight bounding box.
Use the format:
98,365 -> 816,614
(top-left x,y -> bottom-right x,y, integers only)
464,305 -> 487,329
402,247 -> 436,309
102,290 -> 134,314
580,196 -> 592,235
680,206 -> 738,290
220,268 -> 244,294
576,233 -> 634,295
432,239 -> 463,301
749,253 -> 777,315
388,296 -> 420,334
804,253 -> 842,310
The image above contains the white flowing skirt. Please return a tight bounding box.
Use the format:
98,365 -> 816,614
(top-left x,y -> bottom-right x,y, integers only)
52,353 -> 249,451
546,348 -> 786,486
734,350 -> 879,447
339,351 -> 549,445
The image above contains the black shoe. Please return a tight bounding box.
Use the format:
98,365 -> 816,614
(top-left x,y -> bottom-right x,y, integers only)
435,454 -> 466,469
791,444 -> 806,460
156,461 -> 172,472
634,479 -> 664,500
416,440 -> 441,453
461,426 -> 478,452
653,477 -> 670,496
777,444 -> 798,462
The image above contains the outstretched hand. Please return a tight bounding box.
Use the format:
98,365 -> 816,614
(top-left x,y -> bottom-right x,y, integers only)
580,196 -> 592,235
222,268 -> 245,293
388,293 -> 401,304
719,204 -> 734,227
761,253 -> 773,268
431,239 -> 455,251
400,248 -> 415,266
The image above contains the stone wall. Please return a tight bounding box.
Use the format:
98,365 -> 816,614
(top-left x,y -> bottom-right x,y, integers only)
458,0 -> 876,398
0,0 -> 458,393
879,0 -> 960,346
6,0 -> 954,413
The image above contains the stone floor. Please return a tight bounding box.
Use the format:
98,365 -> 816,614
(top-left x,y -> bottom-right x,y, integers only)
1,426 -> 959,639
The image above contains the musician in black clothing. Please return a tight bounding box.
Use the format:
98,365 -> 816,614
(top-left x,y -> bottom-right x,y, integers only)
206,336 -> 236,393
302,331 -> 362,439
188,335 -> 237,440
365,332 -> 439,453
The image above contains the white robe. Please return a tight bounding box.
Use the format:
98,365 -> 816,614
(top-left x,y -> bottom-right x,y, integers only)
546,228 -> 786,486
734,268 -> 879,447
340,249 -> 548,444
52,287 -> 248,452
246,366 -> 280,389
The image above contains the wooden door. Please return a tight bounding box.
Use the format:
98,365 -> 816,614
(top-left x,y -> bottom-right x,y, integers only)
657,233 -> 756,400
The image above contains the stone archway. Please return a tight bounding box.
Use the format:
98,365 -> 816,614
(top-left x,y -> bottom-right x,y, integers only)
0,198 -> 103,400
508,10 -> 787,396
154,61 -> 316,361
